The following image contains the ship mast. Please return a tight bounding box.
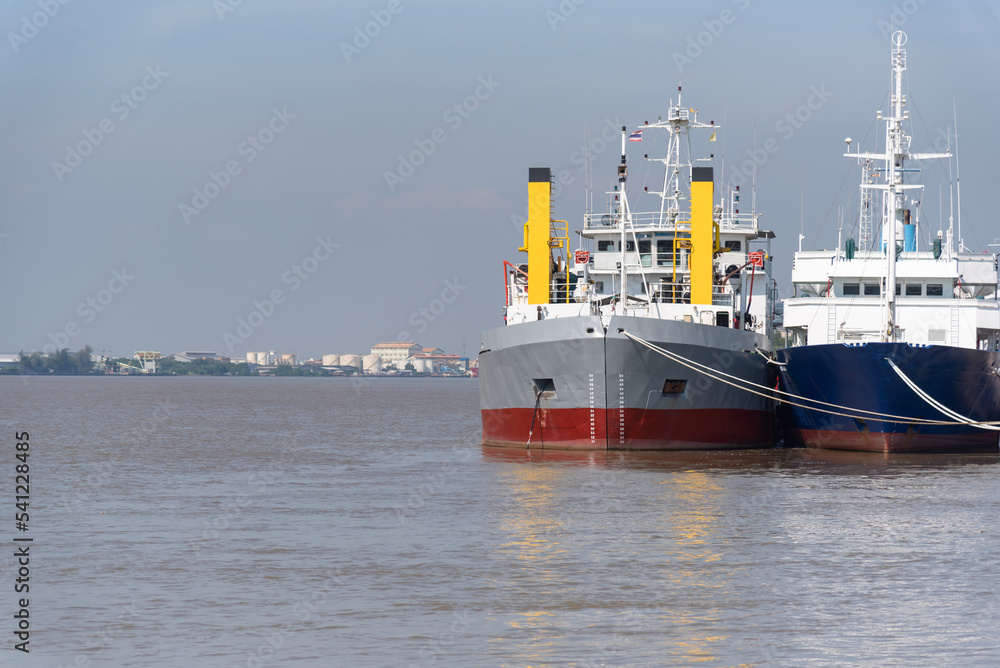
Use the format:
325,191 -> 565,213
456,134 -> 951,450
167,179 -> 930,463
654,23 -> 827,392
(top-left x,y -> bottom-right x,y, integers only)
845,31 -> 949,342
858,157 -> 874,251
637,89 -> 717,228
618,125 -> 628,312
882,31 -> 907,342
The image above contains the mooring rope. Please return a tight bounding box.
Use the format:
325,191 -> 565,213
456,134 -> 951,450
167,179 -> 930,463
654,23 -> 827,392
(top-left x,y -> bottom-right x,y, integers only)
622,331 -> 1000,429
885,358 -> 1000,431
755,346 -> 787,365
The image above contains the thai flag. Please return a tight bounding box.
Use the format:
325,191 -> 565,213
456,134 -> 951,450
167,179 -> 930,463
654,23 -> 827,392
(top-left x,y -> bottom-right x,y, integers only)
628,130 -> 642,142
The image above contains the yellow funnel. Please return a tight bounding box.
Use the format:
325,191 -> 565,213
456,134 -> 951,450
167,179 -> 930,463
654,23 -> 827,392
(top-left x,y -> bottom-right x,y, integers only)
690,167 -> 714,305
521,167 -> 552,305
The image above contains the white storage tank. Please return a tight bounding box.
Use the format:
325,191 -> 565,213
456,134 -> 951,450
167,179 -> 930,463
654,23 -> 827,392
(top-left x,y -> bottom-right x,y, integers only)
342,354 -> 362,369
322,354 -> 339,366
362,354 -> 382,374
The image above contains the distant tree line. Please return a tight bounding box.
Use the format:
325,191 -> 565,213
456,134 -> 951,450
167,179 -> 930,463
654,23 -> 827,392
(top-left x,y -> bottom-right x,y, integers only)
155,359 -> 330,376
1,346 -> 342,377
1,346 -> 97,375
272,365 -> 329,376
154,357 -> 255,376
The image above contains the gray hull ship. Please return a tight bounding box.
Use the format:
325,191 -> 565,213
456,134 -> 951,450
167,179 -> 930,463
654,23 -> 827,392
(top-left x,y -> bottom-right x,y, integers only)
480,95 -> 778,450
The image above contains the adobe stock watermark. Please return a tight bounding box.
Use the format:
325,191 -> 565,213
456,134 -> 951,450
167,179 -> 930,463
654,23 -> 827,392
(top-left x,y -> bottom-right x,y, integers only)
45,267 -> 135,355
54,599 -> 144,668
52,66 -> 169,182
340,0 -> 405,63
179,106 -> 296,225
400,277 -> 467,337
508,116 -> 620,228
673,0 -> 750,73
7,0 -> 72,54
222,235 -> 339,352
384,75 -> 501,192
409,611 -> 478,668
87,600 -> 143,662
877,1 -> 928,40
681,343 -> 741,407
213,0 -> 244,21
545,0 -> 587,31
918,126 -> 959,155
348,276 -> 464,393
188,433 -> 309,554
728,84 -> 833,187
54,398 -> 174,516
392,444 -> 474,526
188,470 -> 281,556
228,570 -> 345,668
579,632 -> 628,668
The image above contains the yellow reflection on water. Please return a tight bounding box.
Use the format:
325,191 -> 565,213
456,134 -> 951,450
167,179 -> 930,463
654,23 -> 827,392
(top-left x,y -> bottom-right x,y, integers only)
490,464 -> 572,665
496,464 -> 568,570
657,470 -> 728,663
663,470 -> 725,568
491,459 -> 739,665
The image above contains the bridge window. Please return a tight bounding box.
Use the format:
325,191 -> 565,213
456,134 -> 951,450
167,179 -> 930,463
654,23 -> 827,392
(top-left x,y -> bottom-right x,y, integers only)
638,240 -> 651,267
905,284 -> 922,296
864,283 -> 880,295
927,284 -> 943,296
598,240 -> 615,252
843,283 -> 860,296
724,240 -> 742,252
656,240 -> 673,266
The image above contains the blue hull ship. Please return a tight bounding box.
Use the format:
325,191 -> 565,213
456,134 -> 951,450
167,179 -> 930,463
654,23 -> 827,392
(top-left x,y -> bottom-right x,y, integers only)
777,32 -> 1000,453
776,343 -> 1000,452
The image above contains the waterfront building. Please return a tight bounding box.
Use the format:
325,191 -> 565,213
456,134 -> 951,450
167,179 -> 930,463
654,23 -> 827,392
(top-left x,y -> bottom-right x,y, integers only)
370,342 -> 422,361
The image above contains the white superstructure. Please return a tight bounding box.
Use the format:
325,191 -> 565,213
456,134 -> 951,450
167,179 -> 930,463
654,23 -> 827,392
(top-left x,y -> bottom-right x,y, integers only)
783,32 -> 1000,351
504,89 -> 776,338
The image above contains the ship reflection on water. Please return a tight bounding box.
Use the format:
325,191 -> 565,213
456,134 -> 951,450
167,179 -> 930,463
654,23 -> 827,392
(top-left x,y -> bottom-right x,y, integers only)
482,446 -> 1000,474
658,469 -> 730,665
486,450 -> 752,664
483,446 -> 999,665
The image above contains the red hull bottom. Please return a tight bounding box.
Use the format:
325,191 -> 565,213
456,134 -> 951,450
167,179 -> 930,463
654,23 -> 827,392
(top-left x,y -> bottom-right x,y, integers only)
786,428 -> 1000,453
482,407 -> 774,451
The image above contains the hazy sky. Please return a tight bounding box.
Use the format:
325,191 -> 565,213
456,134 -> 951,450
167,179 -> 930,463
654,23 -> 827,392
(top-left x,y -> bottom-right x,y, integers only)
2,0 -> 999,359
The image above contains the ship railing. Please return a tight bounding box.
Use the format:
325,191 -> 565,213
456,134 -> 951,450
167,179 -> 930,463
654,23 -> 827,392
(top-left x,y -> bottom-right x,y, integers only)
584,212 -> 622,229
504,261 -> 529,306
584,211 -> 693,231
549,279 -> 588,304
648,281 -> 689,304
646,282 -> 733,306
584,210 -> 758,232
503,265 -> 591,306
712,289 -> 735,307
717,211 -> 759,232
